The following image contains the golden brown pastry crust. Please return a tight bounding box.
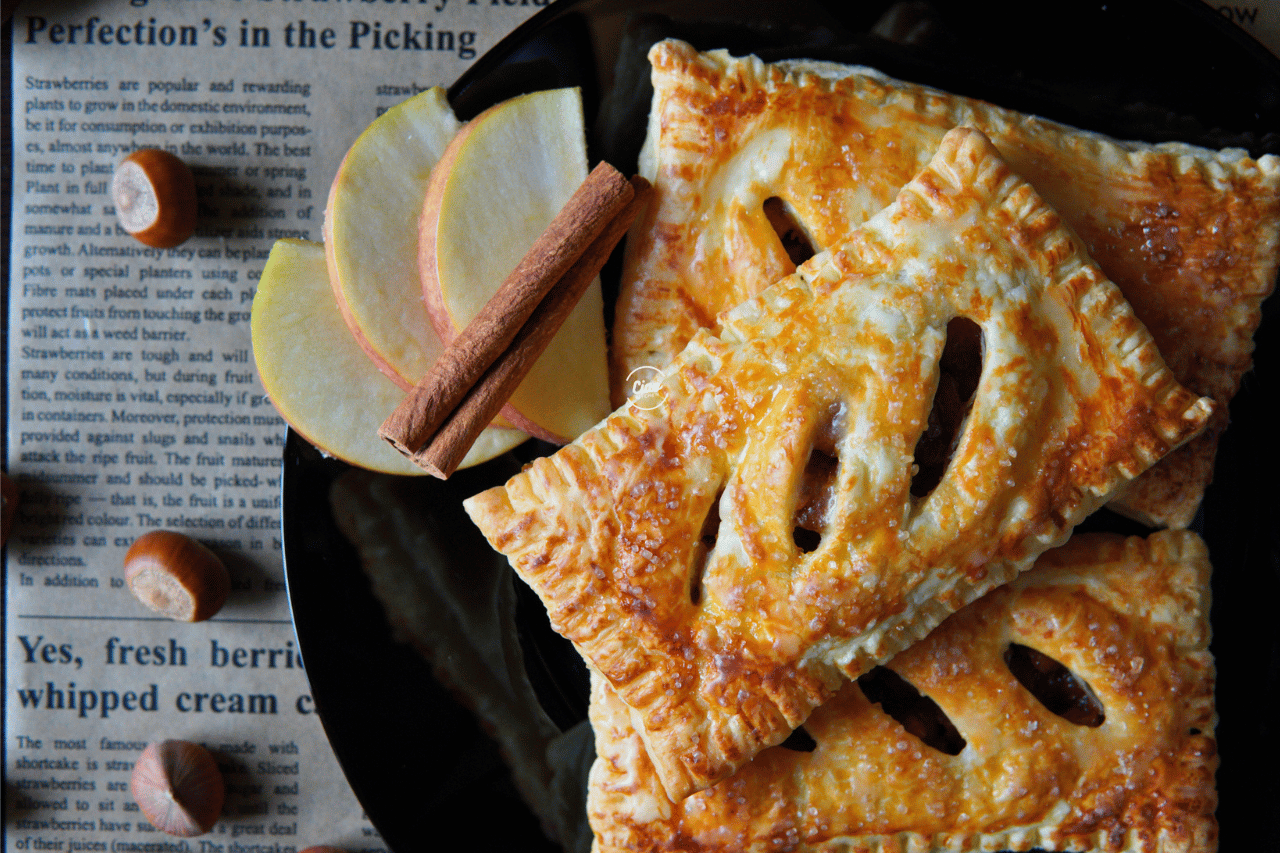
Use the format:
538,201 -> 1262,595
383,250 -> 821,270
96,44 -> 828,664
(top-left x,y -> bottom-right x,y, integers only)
466,127 -> 1212,801
615,39 -> 1280,528
587,529 -> 1218,853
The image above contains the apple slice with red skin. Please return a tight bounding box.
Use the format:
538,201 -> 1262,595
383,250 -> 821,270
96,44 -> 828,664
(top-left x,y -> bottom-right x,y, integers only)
418,87 -> 611,444
251,239 -> 526,474
324,86 -> 458,392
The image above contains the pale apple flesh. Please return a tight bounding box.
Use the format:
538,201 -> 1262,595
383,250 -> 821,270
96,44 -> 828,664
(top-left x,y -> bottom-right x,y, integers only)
324,86 -> 459,392
251,239 -> 527,475
419,87 -> 612,445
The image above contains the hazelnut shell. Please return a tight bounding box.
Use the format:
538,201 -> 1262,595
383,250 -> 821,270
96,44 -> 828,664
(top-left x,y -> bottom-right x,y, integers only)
112,148 -> 198,248
124,530 -> 230,622
130,739 -> 225,836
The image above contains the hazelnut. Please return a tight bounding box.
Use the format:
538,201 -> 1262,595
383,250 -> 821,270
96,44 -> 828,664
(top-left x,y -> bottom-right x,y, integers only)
112,148 -> 198,248
130,740 -> 225,836
124,530 -> 230,622
299,848 -> 348,853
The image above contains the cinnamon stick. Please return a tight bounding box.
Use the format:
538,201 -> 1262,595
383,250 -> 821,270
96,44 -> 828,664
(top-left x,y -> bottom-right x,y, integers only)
416,178 -> 648,477
379,161 -> 635,459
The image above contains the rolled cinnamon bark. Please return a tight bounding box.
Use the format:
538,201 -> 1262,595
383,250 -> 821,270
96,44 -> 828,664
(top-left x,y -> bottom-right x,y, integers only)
417,180 -> 648,477
379,162 -> 645,476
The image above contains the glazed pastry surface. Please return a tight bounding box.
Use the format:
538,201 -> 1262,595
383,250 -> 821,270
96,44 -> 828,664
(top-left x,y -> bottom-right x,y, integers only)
467,128 -> 1212,800
588,530 -> 1218,853
615,39 -> 1280,527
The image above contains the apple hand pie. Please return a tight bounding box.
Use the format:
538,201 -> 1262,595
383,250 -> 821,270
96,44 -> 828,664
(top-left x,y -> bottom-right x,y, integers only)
615,38 -> 1280,528
465,127 -> 1212,801
587,530 -> 1217,853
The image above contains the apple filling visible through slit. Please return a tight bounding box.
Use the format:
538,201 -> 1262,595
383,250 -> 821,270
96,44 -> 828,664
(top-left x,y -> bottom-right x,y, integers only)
912,316 -> 983,497
689,488 -> 723,606
763,196 -> 817,268
792,404 -> 843,554
857,665 -> 967,755
1005,642 -> 1105,727
790,315 -> 985,553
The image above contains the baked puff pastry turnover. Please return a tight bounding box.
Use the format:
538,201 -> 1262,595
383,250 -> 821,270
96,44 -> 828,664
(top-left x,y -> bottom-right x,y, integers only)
614,39 -> 1280,529
587,530 -> 1218,853
465,127 -> 1213,801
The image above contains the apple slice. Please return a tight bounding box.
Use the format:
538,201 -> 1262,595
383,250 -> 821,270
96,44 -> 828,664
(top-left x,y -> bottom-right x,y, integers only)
252,239 -> 526,475
324,86 -> 459,391
419,87 -> 611,444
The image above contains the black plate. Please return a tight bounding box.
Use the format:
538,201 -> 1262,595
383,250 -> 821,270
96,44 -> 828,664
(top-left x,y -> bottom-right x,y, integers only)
283,2 -> 1280,850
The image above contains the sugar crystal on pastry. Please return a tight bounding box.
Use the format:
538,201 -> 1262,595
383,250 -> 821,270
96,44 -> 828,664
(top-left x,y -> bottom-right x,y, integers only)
465,127 -> 1213,801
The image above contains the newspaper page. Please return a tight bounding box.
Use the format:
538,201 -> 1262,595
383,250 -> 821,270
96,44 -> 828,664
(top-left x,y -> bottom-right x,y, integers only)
1203,1 -> 1280,54
5,1 -> 537,850
7,2 -> 1280,852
